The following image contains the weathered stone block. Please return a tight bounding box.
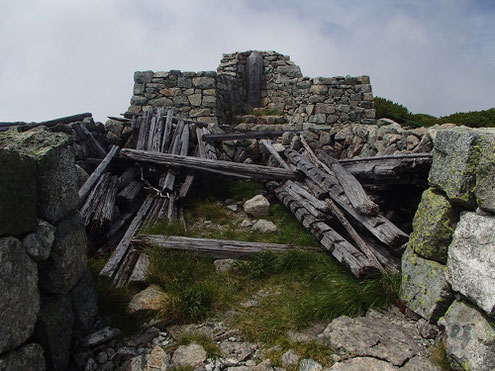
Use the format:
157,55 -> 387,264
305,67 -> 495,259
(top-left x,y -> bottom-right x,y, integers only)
38,212 -> 88,294
134,70 -> 153,84
475,130 -> 495,213
439,300 -> 495,371
149,97 -> 173,107
202,95 -> 216,108
0,237 -> 39,353
309,85 -> 328,95
400,247 -> 453,323
0,343 -> 46,371
130,95 -> 147,106
188,93 -> 202,106
192,76 -> 216,89
34,293 -> 74,371
177,76 -> 192,88
0,134 -> 37,236
71,270 -> 98,337
409,188 -> 459,263
22,219 -> 56,261
447,211 -> 495,316
315,103 -> 335,114
428,128 -> 481,208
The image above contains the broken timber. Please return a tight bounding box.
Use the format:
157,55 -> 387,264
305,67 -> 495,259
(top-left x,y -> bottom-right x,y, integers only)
119,149 -> 298,180
132,235 -> 320,260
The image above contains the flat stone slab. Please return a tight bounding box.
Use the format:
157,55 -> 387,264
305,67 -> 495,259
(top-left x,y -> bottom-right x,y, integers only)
318,309 -> 424,366
329,357 -> 398,370
447,211 -> 495,316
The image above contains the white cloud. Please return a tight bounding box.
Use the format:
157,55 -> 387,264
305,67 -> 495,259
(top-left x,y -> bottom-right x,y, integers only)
0,0 -> 494,123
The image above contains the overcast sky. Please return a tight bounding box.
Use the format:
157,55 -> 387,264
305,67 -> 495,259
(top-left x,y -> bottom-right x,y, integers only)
1,0 -> 494,123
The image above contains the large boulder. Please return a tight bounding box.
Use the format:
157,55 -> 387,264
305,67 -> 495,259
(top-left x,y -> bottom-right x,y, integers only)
33,293 -> 74,371
408,188 -> 458,263
439,300 -> 495,371
0,237 -> 39,354
0,343 -> 46,371
243,195 -> 270,217
475,130 -> 495,213
446,211 -> 495,316
0,132 -> 37,236
0,128 -> 79,224
38,212 -> 88,294
71,270 -> 98,337
428,128 -> 480,208
171,343 -> 207,367
400,247 -> 453,323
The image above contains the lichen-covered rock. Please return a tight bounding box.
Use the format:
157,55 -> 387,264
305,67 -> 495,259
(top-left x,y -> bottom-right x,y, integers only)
408,188 -> 459,264
127,285 -> 169,315
22,219 -> 56,261
298,358 -> 322,371
475,130 -> 495,213
33,293 -> 74,371
243,195 -> 270,217
105,119 -> 124,145
71,270 -> 98,337
329,357 -> 397,370
428,128 -> 481,208
171,343 -> 207,367
400,247 -> 453,323
252,219 -> 277,233
0,133 -> 37,236
0,343 -> 46,371
446,211 -> 495,316
38,212 -> 88,294
0,237 -> 40,353
145,345 -> 170,370
439,300 -> 495,371
0,128 -> 79,224
401,355 -> 442,371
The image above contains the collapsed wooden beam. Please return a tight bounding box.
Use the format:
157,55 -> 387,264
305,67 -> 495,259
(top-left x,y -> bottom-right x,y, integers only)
16,112 -> 93,132
119,148 -> 298,180
131,234 -> 320,259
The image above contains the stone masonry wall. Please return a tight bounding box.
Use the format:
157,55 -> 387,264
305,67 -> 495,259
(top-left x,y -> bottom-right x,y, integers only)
129,70 -> 218,124
399,127 -> 495,371
128,50 -> 375,126
216,50 -> 375,125
0,128 -> 97,371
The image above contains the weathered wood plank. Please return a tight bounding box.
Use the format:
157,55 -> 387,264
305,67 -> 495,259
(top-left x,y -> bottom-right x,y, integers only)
16,113 -> 92,132
78,145 -> 120,204
93,175 -> 119,230
119,149 -> 297,180
72,122 -> 107,159
260,139 -> 292,171
80,173 -> 111,226
100,195 -> 154,279
132,235 -> 320,259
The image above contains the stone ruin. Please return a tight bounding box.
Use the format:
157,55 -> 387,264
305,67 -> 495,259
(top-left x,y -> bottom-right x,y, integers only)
0,50 -> 494,370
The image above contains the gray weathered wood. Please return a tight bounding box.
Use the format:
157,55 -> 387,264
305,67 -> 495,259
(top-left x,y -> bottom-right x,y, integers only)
93,175 -> 119,229
260,139 -> 292,171
100,195 -> 154,279
16,112 -> 92,132
247,51 -> 263,107
160,110 -> 174,153
132,234 -> 320,260
119,149 -> 297,180
73,122 -> 107,158
78,145 -> 120,204
285,149 -> 408,250
118,180 -> 143,208
80,173 -> 111,226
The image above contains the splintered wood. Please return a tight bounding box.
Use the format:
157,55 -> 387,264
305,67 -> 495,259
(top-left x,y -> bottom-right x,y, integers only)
76,108 -> 429,285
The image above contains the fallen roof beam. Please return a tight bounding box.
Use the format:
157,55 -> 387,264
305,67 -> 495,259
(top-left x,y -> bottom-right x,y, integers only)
119,148 -> 298,180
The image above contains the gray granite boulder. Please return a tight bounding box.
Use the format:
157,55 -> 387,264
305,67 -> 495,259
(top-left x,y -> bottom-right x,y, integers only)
447,211 -> 495,316
408,188 -> 458,264
105,119 -> 124,145
0,131 -> 38,236
71,270 -> 98,337
33,293 -> 74,371
475,130 -> 495,213
428,128 -> 480,208
298,359 -> 322,371
318,309 -> 422,366
400,247 -> 453,323
0,237 -> 40,353
0,343 -> 46,371
171,343 -> 207,367
243,195 -> 270,217
0,128 -> 79,224
439,300 -> 495,371
22,219 -> 56,261
38,212 -> 88,294
329,357 -> 397,370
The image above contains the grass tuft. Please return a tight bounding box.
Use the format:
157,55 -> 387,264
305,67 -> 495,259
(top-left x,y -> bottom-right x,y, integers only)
88,257 -> 141,335
430,341 -> 454,370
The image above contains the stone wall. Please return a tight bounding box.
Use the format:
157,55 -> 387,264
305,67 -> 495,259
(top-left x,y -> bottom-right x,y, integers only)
399,127 -> 495,371
128,70 -> 218,124
128,50 -> 375,126
0,128 -> 97,370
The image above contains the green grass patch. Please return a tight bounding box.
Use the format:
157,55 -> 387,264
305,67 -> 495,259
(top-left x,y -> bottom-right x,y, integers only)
88,257 -> 141,335
178,332 -> 220,358
266,339 -> 335,369
430,341 -> 454,370
252,108 -> 283,116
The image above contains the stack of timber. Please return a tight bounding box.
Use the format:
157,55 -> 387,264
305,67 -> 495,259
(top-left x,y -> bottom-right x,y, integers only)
262,137 -> 408,278
90,109 -> 300,286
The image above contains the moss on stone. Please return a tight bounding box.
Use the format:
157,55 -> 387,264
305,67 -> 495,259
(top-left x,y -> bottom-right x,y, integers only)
408,188 -> 459,264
